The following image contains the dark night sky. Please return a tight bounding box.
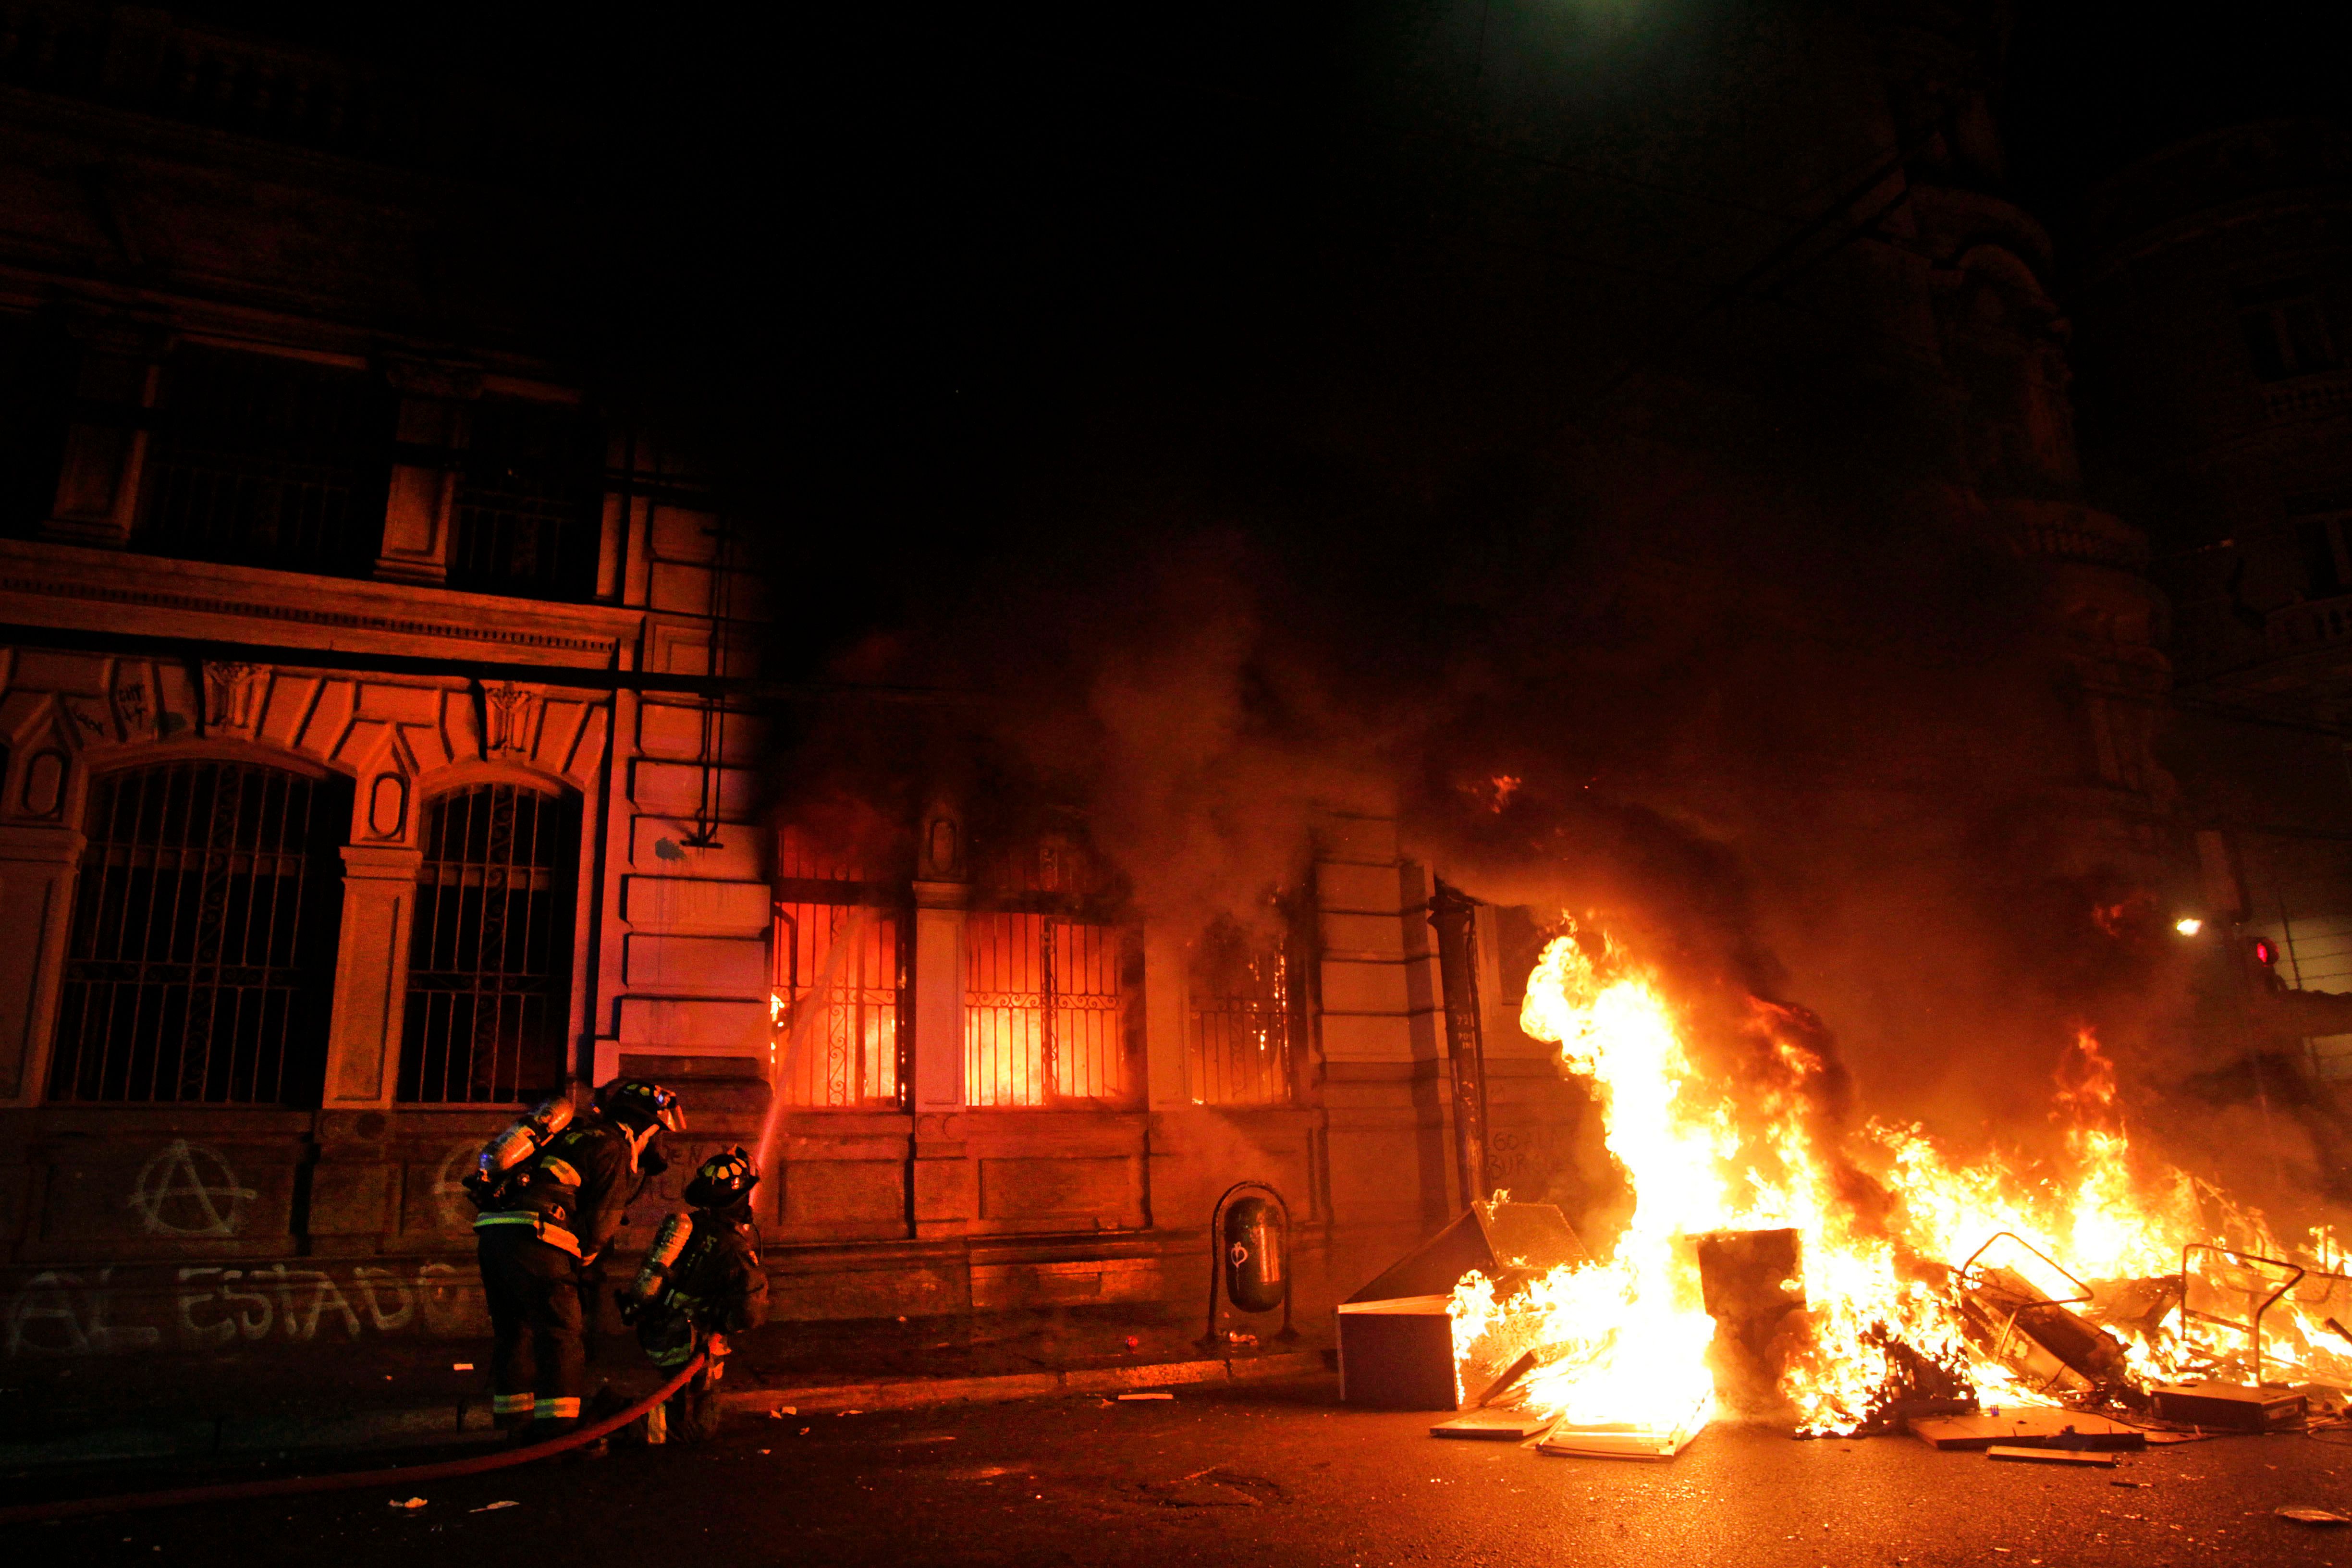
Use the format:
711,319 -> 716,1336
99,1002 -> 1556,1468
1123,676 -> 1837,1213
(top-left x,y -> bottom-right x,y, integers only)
175,4 -> 2351,484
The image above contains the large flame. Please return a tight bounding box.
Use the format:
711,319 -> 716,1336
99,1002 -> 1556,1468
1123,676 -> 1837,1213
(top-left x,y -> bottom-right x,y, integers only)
1449,923 -> 2352,1438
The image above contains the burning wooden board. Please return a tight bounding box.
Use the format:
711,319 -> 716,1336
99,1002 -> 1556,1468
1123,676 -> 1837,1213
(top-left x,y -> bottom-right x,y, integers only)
1535,1394 -> 1711,1462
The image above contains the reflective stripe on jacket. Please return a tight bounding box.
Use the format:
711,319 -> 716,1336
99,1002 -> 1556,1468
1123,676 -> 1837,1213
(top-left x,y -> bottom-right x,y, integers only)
473,1114 -> 643,1262
473,1209 -> 586,1258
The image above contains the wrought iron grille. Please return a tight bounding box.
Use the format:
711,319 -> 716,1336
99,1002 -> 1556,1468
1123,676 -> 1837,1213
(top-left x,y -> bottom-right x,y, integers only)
1186,918 -> 1296,1106
771,826 -> 910,1110
447,398 -> 600,600
50,761 -> 344,1104
965,914 -> 1132,1107
135,346 -> 387,575
772,902 -> 907,1109
399,784 -> 575,1103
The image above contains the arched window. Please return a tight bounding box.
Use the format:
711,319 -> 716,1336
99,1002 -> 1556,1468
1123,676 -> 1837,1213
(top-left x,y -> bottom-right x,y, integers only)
399,783 -> 577,1103
49,760 -> 348,1103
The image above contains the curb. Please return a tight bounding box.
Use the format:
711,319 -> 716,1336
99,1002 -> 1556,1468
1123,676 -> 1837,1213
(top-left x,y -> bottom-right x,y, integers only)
718,1350 -> 1329,1417
0,1403 -> 498,1471
0,1353 -> 1331,1472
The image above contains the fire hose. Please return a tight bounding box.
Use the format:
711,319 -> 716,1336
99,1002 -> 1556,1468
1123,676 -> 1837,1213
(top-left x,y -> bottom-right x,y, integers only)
0,1350 -> 708,1527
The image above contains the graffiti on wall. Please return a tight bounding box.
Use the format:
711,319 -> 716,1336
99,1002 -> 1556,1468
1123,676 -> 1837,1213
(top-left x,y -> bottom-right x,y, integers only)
3,1261 -> 478,1357
433,1139 -> 484,1230
1485,1125 -> 1582,1210
127,1141 -> 258,1236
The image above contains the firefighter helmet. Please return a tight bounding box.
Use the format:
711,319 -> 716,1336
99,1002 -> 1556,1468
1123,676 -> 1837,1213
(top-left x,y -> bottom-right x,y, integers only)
684,1145 -> 760,1209
598,1078 -> 686,1135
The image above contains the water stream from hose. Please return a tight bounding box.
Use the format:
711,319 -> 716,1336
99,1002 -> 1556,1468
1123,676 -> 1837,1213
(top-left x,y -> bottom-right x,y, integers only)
753,906 -> 876,1174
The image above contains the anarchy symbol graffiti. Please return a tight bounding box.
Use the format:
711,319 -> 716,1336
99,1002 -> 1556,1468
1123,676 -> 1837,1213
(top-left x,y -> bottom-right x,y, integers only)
127,1140 -> 257,1237
433,1139 -> 484,1230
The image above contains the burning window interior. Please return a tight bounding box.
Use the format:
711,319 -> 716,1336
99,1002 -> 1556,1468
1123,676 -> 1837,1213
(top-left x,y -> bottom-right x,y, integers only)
1185,911 -> 1300,1106
771,826 -> 909,1111
964,833 -> 1137,1109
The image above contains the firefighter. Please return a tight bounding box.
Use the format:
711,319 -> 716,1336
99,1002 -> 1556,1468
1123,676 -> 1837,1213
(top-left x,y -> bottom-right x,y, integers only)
471,1078 -> 686,1439
620,1145 -> 769,1445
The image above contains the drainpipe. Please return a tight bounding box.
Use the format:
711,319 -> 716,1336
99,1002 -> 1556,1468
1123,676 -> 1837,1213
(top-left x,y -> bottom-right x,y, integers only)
578,421 -> 632,1089
1428,878 -> 1490,1212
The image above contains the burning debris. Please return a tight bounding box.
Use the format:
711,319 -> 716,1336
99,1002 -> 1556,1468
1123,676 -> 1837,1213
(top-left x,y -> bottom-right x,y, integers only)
1338,1202 -> 1589,1410
1372,921 -> 2352,1463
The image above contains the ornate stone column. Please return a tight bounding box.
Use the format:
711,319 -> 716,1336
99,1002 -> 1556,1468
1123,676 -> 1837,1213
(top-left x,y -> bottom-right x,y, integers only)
910,800 -> 971,1237
320,844 -> 424,1107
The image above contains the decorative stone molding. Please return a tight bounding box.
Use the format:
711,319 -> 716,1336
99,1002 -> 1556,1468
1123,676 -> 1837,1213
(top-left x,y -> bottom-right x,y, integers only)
0,566 -> 624,661
365,772 -> 409,840
57,696 -> 111,747
110,669 -> 153,741
202,661 -> 268,736
917,798 -> 967,882
481,681 -> 541,758
1,650 -> 609,811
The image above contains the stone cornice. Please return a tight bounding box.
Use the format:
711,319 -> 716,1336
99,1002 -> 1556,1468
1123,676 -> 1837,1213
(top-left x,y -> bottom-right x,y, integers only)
0,537 -> 639,667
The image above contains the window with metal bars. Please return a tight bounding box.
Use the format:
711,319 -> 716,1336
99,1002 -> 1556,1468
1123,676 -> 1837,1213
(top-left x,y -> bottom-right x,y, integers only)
1186,915 -> 1301,1106
134,345 -> 390,575
446,397 -> 601,600
962,831 -> 1138,1108
965,913 -> 1134,1107
770,825 -> 910,1110
49,760 -> 348,1104
399,784 -> 576,1104
772,903 -> 907,1110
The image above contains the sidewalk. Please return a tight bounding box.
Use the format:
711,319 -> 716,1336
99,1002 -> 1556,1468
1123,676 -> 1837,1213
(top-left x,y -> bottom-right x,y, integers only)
0,1305 -> 1331,1474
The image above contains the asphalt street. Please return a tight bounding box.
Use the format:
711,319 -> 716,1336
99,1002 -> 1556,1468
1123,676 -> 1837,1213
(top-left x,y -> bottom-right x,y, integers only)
27,1376 -> 2352,1567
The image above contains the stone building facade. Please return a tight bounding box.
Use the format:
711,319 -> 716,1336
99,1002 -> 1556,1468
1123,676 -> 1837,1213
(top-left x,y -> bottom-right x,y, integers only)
2072,120 -> 2352,1048
1875,7 -> 2174,880
0,0 -> 2183,1367
0,8 -> 1593,1362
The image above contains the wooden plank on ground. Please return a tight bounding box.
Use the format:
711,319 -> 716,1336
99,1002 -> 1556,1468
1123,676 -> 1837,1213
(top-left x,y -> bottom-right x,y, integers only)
1431,1411 -> 1552,1440
1987,1445 -> 2118,1467
1909,1411 -> 2146,1452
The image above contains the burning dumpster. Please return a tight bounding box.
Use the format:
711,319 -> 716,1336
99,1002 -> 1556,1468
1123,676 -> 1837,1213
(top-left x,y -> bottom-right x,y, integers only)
1337,1200 -> 1588,1409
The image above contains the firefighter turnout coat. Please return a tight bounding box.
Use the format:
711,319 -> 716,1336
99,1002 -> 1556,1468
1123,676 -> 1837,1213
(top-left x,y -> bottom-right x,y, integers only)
635,1203 -> 769,1368
473,1111 -> 649,1264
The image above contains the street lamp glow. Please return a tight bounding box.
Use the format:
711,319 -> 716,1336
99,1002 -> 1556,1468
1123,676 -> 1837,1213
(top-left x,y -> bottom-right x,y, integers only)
2175,917 -> 2204,936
